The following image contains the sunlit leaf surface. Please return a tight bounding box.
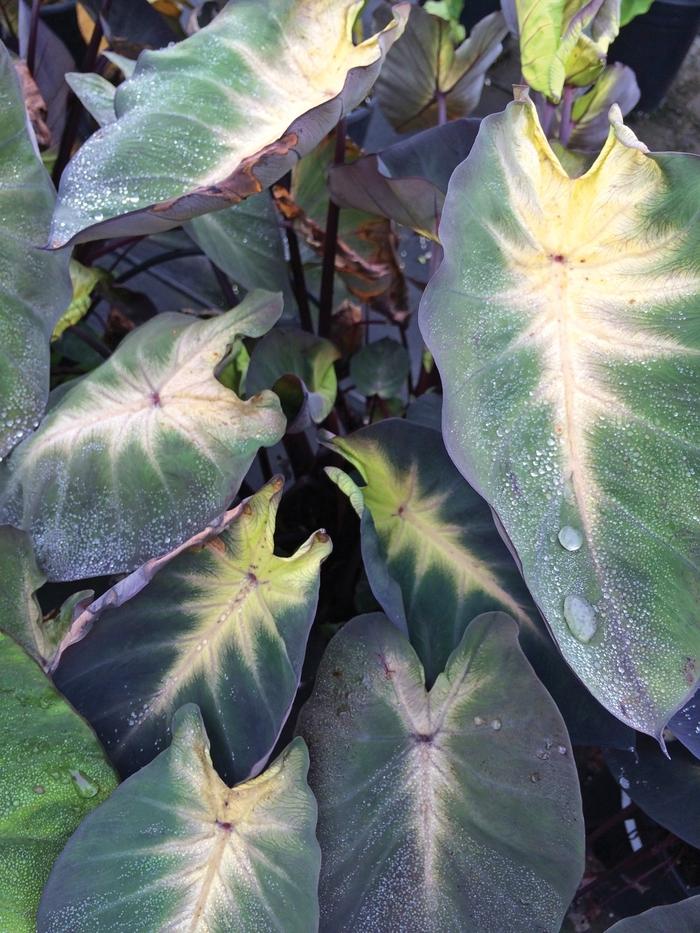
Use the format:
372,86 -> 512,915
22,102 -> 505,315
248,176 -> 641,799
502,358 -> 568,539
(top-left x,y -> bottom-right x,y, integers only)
49,0 -> 409,246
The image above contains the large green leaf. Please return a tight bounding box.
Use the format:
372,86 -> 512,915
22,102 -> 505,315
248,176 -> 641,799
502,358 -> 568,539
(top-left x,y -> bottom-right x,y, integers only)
374,3 -> 506,131
0,42 -> 71,460
0,632 -> 117,932
54,478 -> 331,782
419,96 -> 700,737
607,896 -> 700,932
512,0 -> 620,101
325,419 -> 634,746
48,0 -> 409,247
37,705 -> 320,932
297,612 -> 584,932
0,291 -> 287,581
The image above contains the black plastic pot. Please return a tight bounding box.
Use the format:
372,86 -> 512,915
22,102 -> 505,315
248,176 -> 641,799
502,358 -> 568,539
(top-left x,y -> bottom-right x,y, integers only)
609,0 -> 700,111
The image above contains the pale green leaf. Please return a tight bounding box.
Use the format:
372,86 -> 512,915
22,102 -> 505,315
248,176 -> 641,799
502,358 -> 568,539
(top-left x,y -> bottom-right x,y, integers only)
49,0 -> 409,247
0,42 -> 71,459
298,612 -> 584,931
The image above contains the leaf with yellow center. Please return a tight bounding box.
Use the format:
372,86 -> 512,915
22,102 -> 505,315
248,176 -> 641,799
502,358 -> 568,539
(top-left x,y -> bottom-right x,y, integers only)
54,477 -> 332,783
49,0 -> 409,247
37,705 -> 320,933
420,95 -> 700,738
324,418 -> 634,748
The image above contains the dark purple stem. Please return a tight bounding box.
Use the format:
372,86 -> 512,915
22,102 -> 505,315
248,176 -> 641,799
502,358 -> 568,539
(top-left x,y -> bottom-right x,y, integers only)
52,8 -> 105,186
559,85 -> 575,148
26,0 -> 41,77
318,118 -> 346,339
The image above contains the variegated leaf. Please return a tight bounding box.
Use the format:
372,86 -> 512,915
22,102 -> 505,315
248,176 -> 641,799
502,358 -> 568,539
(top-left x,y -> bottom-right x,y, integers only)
54,478 -> 331,782
0,42 -> 71,459
325,419 -> 633,746
420,95 -> 700,737
297,612 -> 584,932
0,291 -> 286,581
49,0 -> 409,247
37,706 -> 320,933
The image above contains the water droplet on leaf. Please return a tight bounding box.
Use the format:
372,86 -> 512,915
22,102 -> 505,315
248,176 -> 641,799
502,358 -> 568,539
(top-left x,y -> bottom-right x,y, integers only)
558,526 -> 583,551
69,770 -> 99,798
564,595 -> 597,643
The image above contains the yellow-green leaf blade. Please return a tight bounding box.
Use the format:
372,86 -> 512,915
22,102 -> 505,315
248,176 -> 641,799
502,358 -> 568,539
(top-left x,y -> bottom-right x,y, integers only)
54,479 -> 332,783
420,97 -> 700,736
37,706 -> 320,932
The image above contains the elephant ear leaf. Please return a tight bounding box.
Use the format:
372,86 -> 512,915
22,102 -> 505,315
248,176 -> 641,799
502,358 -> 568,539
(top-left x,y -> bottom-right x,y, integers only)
324,419 -> 633,747
0,42 -> 71,460
37,706 -> 320,933
297,612 -> 584,932
420,95 -> 700,738
0,291 -> 287,581
0,632 -> 117,933
54,478 -> 332,783
374,2 -> 506,131
49,0 -> 409,247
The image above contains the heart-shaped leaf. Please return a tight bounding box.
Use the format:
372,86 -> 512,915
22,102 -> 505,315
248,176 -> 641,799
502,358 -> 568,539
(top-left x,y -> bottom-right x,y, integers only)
350,336 -> 409,399
420,95 -> 700,738
37,705 -> 320,932
0,632 -> 117,932
54,478 -> 331,782
324,419 -> 633,746
0,42 -> 71,459
374,3 -> 506,131
49,0 -> 409,247
297,611 -> 584,932
0,291 -> 287,581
